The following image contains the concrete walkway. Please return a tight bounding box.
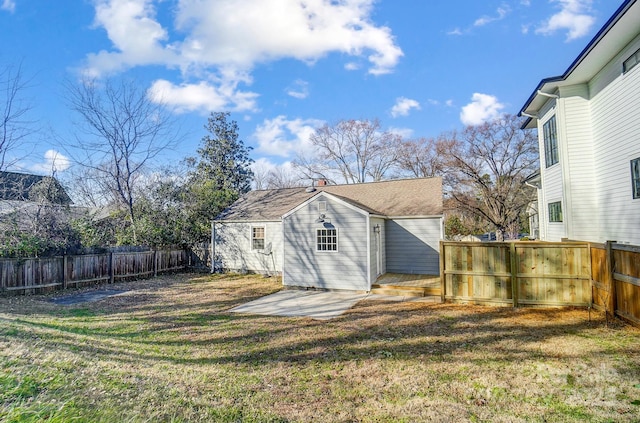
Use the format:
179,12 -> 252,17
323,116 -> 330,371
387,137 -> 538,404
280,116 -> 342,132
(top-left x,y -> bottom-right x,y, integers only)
230,290 -> 440,320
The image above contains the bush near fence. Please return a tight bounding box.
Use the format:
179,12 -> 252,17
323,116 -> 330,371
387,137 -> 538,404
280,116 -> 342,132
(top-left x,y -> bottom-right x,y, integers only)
0,249 -> 189,295
440,241 -> 640,328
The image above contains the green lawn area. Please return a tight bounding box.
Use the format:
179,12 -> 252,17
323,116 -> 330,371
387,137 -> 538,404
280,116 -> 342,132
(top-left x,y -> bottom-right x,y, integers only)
1,273 -> 640,422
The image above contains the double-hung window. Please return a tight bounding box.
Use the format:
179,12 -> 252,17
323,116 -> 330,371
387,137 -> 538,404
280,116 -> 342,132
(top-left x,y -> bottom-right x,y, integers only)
548,201 -> 563,223
316,228 -> 337,252
252,227 -> 265,250
632,158 -> 640,199
543,116 -> 559,168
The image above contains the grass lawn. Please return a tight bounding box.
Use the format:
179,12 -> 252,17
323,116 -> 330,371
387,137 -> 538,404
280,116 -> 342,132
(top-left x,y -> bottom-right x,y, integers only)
1,273 -> 640,422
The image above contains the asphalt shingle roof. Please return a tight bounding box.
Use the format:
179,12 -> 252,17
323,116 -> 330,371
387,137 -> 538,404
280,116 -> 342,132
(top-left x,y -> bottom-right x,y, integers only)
216,177 -> 443,221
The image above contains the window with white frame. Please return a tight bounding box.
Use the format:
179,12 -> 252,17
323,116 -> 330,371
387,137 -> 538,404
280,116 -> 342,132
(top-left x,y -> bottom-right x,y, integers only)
548,201 -> 563,223
316,228 -> 337,251
623,48 -> 640,73
252,227 -> 265,250
632,158 -> 640,199
543,115 -> 559,168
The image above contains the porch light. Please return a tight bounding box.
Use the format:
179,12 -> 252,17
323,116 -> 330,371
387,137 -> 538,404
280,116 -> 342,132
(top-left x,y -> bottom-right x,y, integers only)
373,224 -> 380,233
315,214 -> 326,223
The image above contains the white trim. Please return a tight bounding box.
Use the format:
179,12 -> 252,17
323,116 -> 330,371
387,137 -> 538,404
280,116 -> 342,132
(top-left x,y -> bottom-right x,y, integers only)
215,219 -> 281,223
366,215 -> 371,289
387,214 -> 444,219
315,227 -> 339,253
250,225 -> 266,251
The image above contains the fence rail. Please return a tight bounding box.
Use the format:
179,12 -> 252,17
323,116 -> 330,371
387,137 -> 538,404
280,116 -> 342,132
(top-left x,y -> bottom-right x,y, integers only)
441,241 -> 640,327
0,249 -> 189,295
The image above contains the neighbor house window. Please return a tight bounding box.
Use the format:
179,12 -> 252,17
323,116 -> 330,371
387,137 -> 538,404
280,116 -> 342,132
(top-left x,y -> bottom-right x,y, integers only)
543,116 -> 559,168
623,48 -> 640,73
252,227 -> 265,250
548,201 -> 563,223
632,158 -> 640,199
316,228 -> 337,251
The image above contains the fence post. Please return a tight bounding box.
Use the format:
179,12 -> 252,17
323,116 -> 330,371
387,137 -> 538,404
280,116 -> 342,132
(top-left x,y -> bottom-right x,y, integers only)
605,240 -> 617,318
153,250 -> 158,277
439,241 -> 446,303
63,255 -> 68,290
510,242 -> 518,307
109,252 -> 114,284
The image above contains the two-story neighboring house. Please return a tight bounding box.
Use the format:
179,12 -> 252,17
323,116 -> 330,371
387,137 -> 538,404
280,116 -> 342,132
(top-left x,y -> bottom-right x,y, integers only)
519,0 -> 640,244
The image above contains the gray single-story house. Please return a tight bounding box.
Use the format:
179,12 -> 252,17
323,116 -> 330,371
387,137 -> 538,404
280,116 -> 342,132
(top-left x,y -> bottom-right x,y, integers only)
213,177 -> 443,291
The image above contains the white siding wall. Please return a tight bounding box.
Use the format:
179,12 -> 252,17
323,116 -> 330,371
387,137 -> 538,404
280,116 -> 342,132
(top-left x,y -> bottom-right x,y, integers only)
589,34 -> 640,244
538,103 -> 567,241
385,218 -> 441,274
557,84 -> 598,241
215,221 -> 283,274
283,195 -> 370,291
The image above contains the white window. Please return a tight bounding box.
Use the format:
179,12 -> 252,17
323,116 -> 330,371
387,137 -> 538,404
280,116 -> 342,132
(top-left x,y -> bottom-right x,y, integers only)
548,201 -> 562,223
543,116 -> 559,168
252,227 -> 265,250
316,228 -> 337,252
632,158 -> 640,199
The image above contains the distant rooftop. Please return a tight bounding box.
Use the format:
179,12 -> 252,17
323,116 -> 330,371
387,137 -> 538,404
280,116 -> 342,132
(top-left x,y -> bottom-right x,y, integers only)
0,171 -> 72,205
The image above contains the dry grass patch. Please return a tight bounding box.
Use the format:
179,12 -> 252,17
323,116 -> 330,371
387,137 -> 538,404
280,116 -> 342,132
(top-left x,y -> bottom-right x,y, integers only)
1,273 -> 640,422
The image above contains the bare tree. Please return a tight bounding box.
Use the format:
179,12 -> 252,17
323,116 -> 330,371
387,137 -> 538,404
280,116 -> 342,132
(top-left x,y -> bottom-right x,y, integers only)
294,118 -> 400,184
444,114 -> 538,241
396,136 -> 452,178
0,63 -> 36,171
66,78 -> 180,243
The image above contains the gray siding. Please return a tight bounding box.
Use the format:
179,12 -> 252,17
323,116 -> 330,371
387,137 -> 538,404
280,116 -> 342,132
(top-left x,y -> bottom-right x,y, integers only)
385,218 -> 441,274
283,194 -> 370,291
215,221 -> 283,274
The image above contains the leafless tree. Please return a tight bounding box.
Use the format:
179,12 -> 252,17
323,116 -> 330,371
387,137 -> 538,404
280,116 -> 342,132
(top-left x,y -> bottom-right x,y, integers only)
293,118 -> 400,184
0,63 -> 36,171
396,136 -> 453,178
444,114 -> 538,241
66,78 -> 181,243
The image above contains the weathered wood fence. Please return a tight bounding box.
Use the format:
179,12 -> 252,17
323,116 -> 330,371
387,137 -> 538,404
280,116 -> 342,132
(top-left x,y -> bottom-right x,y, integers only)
440,241 -> 640,327
0,249 -> 189,295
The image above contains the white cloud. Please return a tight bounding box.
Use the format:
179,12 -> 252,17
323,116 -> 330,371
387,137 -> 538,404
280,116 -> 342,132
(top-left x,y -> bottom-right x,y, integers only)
1,0 -> 15,13
30,150 -> 71,173
536,0 -> 595,41
148,78 -> 259,113
84,0 -> 403,113
474,6 -> 510,27
286,80 -> 309,99
253,115 -> 324,158
390,97 -> 420,118
460,93 -> 505,126
388,127 -> 414,139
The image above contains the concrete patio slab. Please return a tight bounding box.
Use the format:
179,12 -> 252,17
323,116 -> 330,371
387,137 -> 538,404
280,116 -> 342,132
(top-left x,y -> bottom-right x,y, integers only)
230,290 -> 441,320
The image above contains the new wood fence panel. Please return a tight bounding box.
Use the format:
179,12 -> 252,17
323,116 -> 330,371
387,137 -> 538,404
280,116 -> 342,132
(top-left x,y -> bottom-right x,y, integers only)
612,245 -> 640,326
441,241 -> 592,307
442,243 -> 512,304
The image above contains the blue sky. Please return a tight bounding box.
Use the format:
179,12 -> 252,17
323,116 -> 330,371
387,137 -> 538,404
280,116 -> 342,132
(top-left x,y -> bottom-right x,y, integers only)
0,0 -> 624,178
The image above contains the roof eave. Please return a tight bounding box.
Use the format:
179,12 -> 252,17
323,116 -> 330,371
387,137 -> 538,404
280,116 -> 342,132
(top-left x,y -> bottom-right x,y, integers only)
518,0 -> 638,121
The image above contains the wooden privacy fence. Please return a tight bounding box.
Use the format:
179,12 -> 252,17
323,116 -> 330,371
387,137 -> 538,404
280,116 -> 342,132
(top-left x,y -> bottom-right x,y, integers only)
591,242 -> 640,327
441,240 -> 640,327
0,249 -> 188,295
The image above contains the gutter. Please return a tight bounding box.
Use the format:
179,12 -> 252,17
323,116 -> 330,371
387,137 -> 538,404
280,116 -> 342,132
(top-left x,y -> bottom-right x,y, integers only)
518,0 -> 637,123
